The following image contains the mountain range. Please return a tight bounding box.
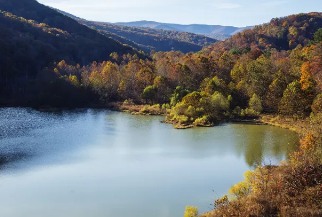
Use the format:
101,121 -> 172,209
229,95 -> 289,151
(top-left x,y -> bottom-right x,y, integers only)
55,9 -> 218,53
115,20 -> 253,40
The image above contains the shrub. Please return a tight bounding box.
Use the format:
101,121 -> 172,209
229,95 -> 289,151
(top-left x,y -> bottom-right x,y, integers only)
229,170 -> 253,198
214,195 -> 229,210
170,86 -> 190,106
233,106 -> 242,117
139,104 -> 161,114
245,108 -> 260,117
184,206 -> 198,217
162,103 -> 171,110
194,115 -> 211,126
123,99 -> 134,106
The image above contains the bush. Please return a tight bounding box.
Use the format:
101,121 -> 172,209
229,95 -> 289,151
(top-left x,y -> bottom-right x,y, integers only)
233,106 -> 242,117
123,99 -> 134,106
167,91 -> 230,126
139,104 -> 161,114
229,170 -> 253,198
245,108 -> 260,117
162,103 -> 171,110
194,115 -> 211,126
184,206 -> 198,217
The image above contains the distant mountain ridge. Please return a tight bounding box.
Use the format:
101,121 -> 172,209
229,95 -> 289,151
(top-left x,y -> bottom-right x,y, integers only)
55,9 -> 218,53
115,21 -> 253,40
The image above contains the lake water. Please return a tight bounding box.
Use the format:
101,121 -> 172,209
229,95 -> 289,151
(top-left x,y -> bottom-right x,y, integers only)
0,108 -> 299,217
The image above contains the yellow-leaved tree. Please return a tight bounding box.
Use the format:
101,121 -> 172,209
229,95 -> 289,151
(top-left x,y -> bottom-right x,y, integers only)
184,206 -> 198,217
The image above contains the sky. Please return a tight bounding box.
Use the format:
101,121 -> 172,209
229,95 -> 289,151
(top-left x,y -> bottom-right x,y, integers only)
37,0 -> 322,27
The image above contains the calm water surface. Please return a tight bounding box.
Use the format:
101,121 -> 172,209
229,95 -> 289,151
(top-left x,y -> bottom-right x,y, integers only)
0,108 -> 299,217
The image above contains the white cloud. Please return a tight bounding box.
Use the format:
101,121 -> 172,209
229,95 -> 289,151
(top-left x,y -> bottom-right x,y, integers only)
262,1 -> 288,7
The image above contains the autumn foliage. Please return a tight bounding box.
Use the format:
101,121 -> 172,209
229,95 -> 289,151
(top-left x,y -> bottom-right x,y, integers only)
202,134 -> 322,217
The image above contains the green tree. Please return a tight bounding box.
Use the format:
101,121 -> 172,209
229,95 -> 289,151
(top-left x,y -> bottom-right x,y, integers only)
314,28 -> 322,44
153,76 -> 171,103
279,81 -> 310,117
142,85 -> 158,104
249,94 -> 263,113
204,76 -> 228,96
170,86 -> 190,106
265,78 -> 287,113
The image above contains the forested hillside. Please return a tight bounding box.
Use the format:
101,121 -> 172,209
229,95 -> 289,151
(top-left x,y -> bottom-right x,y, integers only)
2,7 -> 322,121
82,21 -> 217,53
207,12 -> 322,52
55,9 -> 217,53
25,12 -> 322,126
0,0 -> 140,103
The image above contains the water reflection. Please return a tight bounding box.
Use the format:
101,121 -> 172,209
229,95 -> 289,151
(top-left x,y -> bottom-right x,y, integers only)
0,108 -> 299,217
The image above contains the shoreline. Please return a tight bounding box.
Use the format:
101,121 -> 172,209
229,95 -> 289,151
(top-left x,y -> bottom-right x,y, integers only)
2,105 -> 309,133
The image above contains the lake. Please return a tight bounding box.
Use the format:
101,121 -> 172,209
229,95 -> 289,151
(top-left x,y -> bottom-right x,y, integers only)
0,108 -> 299,217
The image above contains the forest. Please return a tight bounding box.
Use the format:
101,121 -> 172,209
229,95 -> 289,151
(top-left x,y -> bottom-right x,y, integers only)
1,0 -> 322,215
72,19 -> 218,53
20,13 -> 322,129
56,8 -> 218,53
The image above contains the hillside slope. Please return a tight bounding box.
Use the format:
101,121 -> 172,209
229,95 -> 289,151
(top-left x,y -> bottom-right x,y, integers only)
82,21 -> 217,53
54,9 -> 217,53
206,12 -> 322,52
0,0 -> 139,102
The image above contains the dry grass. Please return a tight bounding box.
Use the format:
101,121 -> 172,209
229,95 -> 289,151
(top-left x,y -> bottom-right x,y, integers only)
111,101 -> 167,116
259,115 -> 318,136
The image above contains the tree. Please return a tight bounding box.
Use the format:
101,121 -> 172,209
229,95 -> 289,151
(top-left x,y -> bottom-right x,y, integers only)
313,28 -> 322,44
101,62 -> 121,101
265,78 -> 287,112
300,62 -> 315,92
182,91 -> 202,107
170,86 -> 189,106
142,85 -> 158,104
135,65 -> 156,93
204,76 -> 228,96
279,81 -> 310,117
309,44 -> 322,91
153,76 -> 171,103
117,81 -> 126,100
249,94 -> 263,114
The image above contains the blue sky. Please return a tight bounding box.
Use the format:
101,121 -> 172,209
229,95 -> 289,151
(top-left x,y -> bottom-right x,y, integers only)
38,0 -> 322,27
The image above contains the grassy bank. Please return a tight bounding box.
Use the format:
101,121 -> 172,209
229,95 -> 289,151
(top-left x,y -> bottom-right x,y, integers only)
110,101 -> 168,116
260,114 -> 322,137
